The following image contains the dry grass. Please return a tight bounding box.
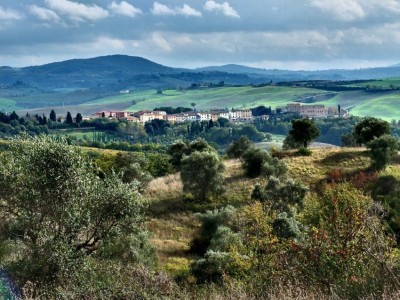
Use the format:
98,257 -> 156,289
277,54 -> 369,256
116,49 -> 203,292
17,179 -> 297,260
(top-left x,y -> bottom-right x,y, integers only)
145,173 -> 183,200
221,159 -> 265,205
144,173 -> 198,274
284,147 -> 371,186
143,150 -> 374,278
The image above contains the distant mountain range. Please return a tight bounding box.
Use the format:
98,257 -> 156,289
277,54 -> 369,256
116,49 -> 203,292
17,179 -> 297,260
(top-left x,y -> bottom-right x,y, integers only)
2,55 -> 400,91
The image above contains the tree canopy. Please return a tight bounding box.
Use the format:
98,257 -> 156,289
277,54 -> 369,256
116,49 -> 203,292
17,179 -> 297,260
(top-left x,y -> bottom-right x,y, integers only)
284,119 -> 320,148
353,117 -> 390,146
180,151 -> 225,201
0,136 -> 148,288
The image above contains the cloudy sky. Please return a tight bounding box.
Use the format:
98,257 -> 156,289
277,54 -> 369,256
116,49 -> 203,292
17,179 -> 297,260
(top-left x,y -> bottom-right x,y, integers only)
1,0 -> 400,70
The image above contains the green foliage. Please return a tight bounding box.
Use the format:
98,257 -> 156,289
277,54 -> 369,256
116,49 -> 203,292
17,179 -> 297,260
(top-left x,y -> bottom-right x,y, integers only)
294,147 -> 312,156
146,153 -> 174,177
367,135 -> 399,170
284,119 -> 320,149
75,113 -> 83,124
65,111 -> 73,124
0,136 -> 150,290
372,175 -> 400,244
226,136 -> 253,159
94,152 -> 153,192
252,176 -> 307,216
242,147 -> 287,178
168,138 -> 215,169
353,117 -> 390,146
168,140 -> 189,168
191,250 -> 245,284
297,183 -> 393,295
190,206 -> 236,255
49,110 -> 57,122
180,151 -> 225,202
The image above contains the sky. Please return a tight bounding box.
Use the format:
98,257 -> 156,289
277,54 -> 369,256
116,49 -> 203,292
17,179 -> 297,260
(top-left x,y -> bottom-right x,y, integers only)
1,0 -> 400,70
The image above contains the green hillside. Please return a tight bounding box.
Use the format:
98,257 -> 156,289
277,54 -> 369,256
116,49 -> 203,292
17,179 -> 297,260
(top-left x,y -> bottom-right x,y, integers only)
2,80 -> 400,120
89,85 -> 400,120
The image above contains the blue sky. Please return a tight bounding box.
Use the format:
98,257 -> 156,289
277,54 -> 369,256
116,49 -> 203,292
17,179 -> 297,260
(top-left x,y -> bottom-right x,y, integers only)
1,0 -> 400,69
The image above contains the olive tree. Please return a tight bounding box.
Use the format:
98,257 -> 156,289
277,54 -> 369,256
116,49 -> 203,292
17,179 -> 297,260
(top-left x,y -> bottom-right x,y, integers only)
0,136 -> 147,287
180,151 -> 225,202
284,119 -> 320,149
226,136 -> 252,159
353,117 -> 390,146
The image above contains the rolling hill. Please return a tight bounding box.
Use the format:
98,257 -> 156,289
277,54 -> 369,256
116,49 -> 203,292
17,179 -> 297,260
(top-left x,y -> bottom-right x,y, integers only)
0,55 -> 400,120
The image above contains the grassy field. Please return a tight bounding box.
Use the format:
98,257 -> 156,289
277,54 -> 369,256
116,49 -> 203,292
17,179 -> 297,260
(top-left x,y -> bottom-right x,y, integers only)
346,78 -> 400,89
0,98 -> 21,112
2,80 -> 400,120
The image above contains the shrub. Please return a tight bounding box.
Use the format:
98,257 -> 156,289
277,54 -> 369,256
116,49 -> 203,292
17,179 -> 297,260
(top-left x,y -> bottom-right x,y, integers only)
294,147 -> 312,156
190,206 -> 236,255
242,147 -> 287,178
226,136 -> 253,159
295,183 -> 394,296
367,135 -> 399,170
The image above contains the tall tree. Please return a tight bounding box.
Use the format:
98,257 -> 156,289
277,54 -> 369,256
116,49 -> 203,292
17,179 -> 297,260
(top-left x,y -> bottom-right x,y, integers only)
66,111 -> 73,124
49,109 -> 57,122
75,112 -> 83,124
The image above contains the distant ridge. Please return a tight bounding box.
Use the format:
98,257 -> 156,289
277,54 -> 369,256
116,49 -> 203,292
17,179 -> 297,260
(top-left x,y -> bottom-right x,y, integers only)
3,55 -> 400,90
23,54 -> 175,75
195,64 -> 270,74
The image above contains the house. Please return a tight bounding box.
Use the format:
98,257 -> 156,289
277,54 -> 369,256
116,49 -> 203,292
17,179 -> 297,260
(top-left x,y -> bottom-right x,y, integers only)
133,110 -> 167,124
300,104 -> 327,118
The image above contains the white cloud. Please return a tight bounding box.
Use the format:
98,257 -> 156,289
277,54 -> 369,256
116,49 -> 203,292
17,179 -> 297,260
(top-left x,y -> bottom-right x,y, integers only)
204,1 -> 240,18
178,4 -> 202,17
45,0 -> 109,22
309,0 -> 400,22
309,0 -> 365,21
109,1 -> 142,17
151,2 -> 175,15
151,32 -> 172,51
0,5 -> 23,21
151,2 -> 202,17
30,5 -> 60,22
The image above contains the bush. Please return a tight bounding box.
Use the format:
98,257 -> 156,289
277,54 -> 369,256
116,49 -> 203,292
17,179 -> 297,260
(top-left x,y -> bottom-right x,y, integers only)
297,183 -> 394,296
190,206 -> 236,255
226,136 -> 253,159
294,147 -> 312,156
367,135 -> 399,170
242,147 -> 287,178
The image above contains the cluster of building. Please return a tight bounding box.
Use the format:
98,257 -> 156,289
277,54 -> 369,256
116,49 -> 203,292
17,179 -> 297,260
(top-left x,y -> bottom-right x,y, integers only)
91,103 -> 348,125
281,103 -> 348,118
92,109 -> 257,124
